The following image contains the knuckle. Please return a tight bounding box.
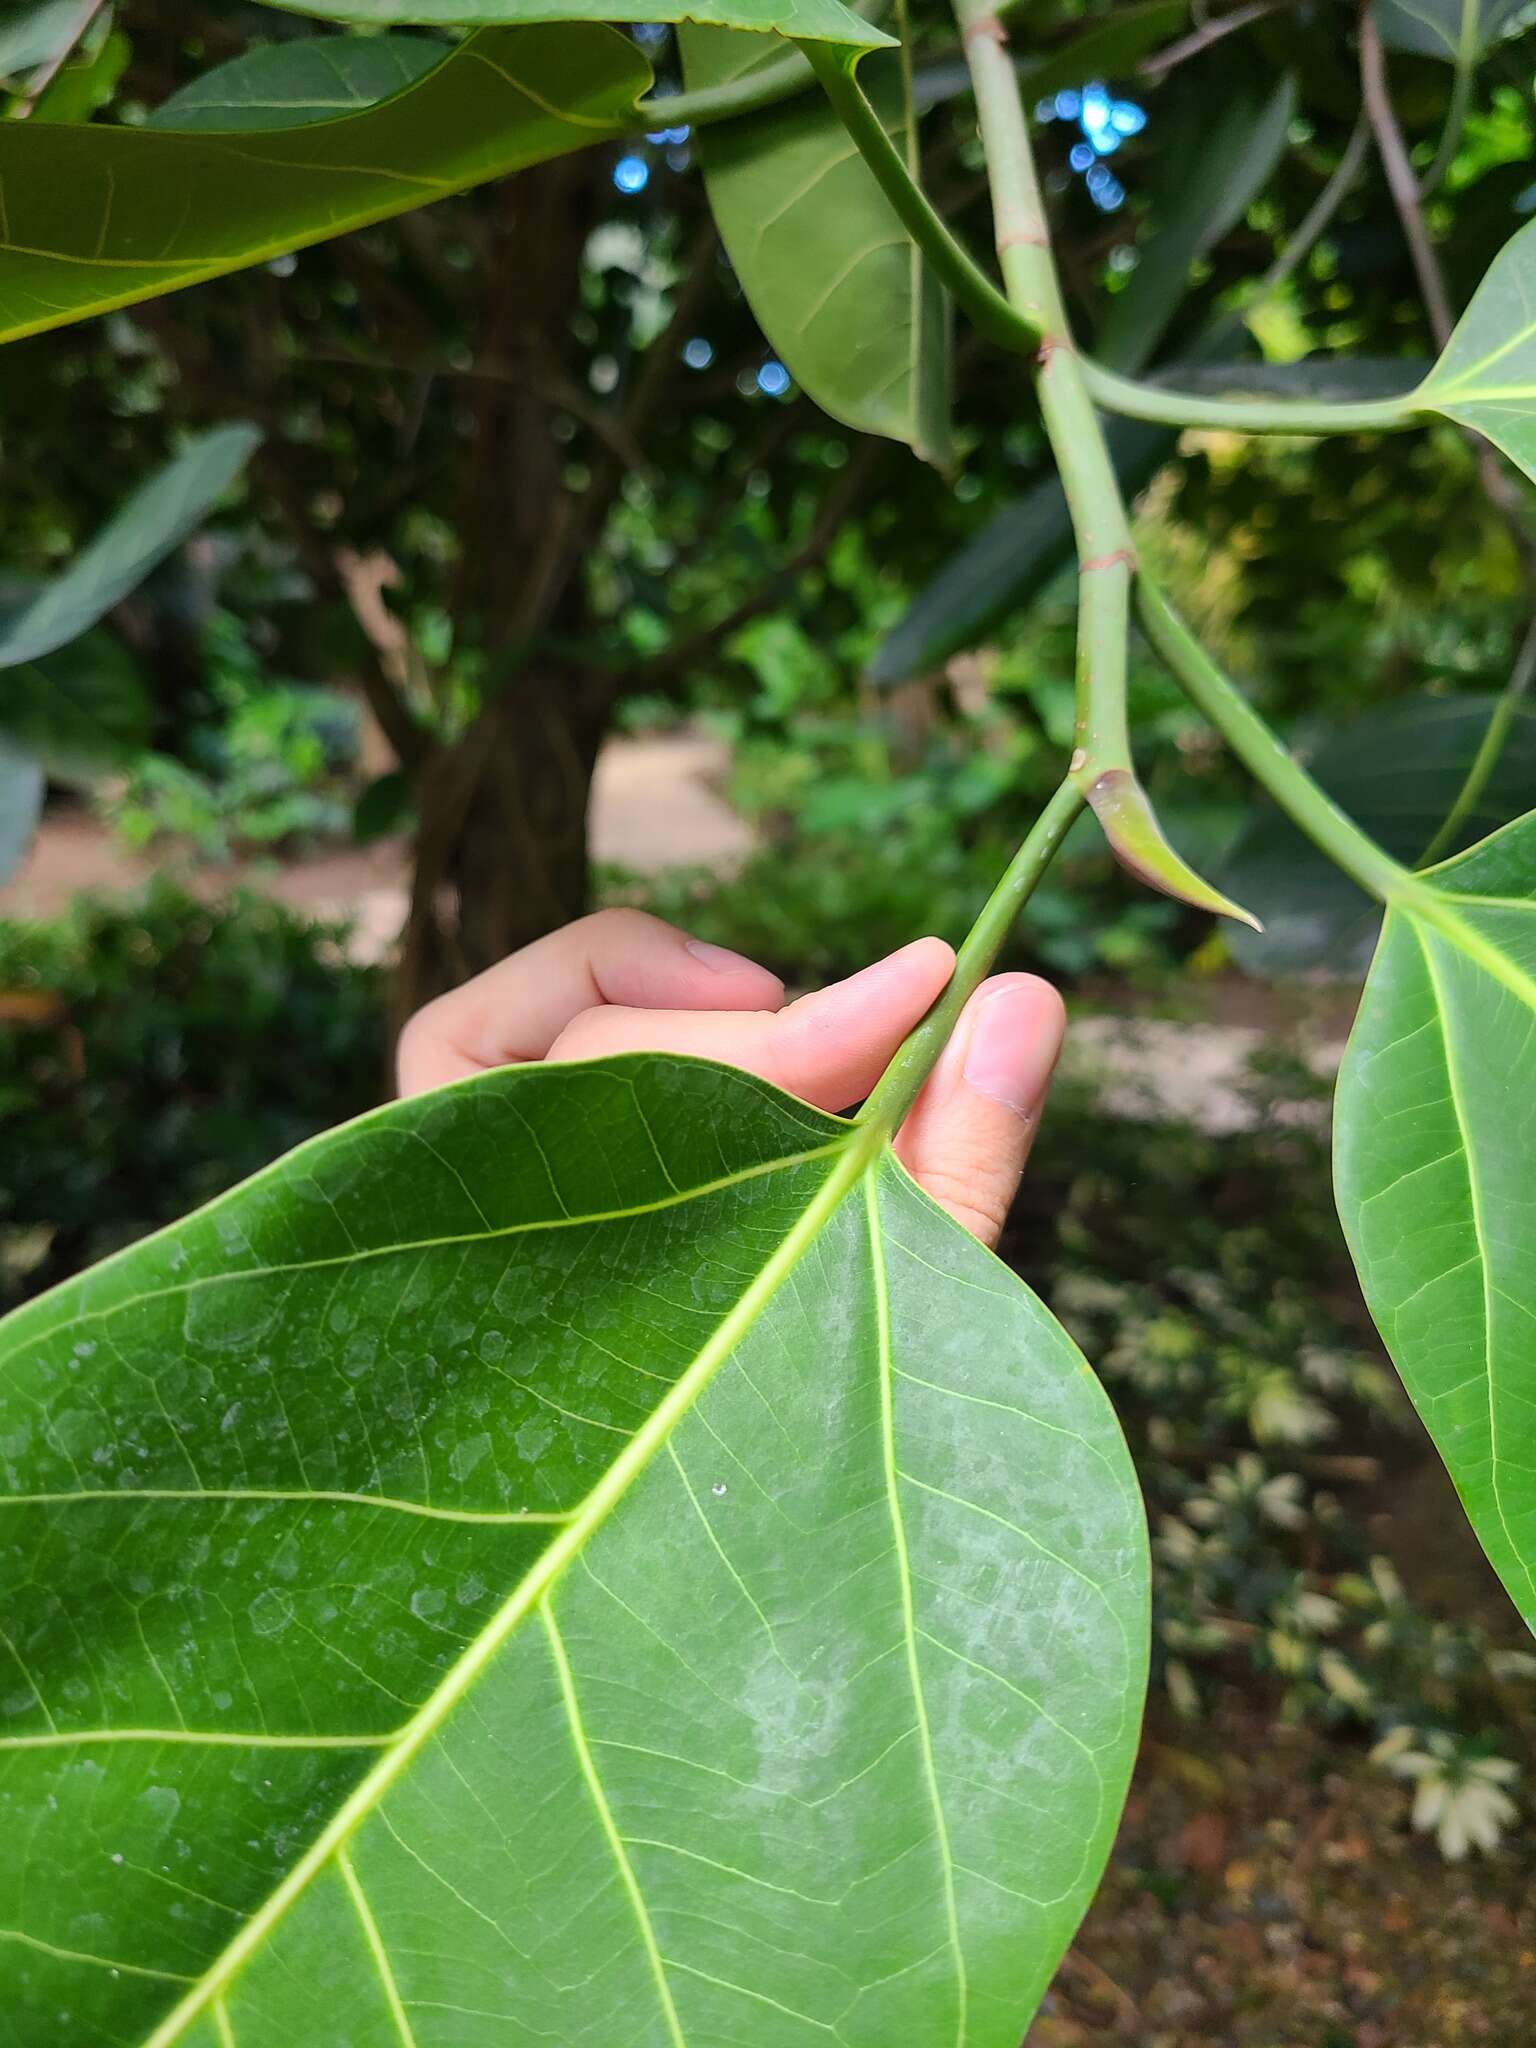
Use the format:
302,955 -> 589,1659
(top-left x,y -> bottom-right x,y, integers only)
913,1161 -> 1013,1247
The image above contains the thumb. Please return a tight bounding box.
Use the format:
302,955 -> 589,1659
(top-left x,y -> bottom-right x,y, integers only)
893,974 -> 1066,1249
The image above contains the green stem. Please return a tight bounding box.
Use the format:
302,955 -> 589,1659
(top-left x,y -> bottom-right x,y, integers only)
1081,358 -> 1416,437
797,43 -> 1038,353
1418,613 -> 1536,866
1136,575 -> 1413,906
859,778 -> 1084,1133
953,0 -> 1131,784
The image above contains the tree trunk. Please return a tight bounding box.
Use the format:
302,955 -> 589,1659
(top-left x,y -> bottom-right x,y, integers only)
393,672 -> 611,1027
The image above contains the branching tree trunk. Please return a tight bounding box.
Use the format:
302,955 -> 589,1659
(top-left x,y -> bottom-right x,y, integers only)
396,672 -> 613,1021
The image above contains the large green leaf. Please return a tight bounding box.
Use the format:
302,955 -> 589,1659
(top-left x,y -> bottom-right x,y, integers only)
1220,695 -> 1536,977
1420,216 -> 1536,485
0,1053 -> 1147,2047
1376,0 -> 1528,62
0,427 -> 259,671
685,35 -> 950,459
149,33 -> 448,131
260,0 -> 887,39
1335,811 -> 1536,1634
0,28 -> 648,344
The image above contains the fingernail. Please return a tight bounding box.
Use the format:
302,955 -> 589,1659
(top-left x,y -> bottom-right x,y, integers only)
685,938 -> 761,974
962,981 -> 1062,1120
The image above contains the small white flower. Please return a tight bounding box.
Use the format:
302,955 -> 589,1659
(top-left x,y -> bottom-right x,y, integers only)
1377,1732 -> 1520,1860
1250,1369 -> 1335,1445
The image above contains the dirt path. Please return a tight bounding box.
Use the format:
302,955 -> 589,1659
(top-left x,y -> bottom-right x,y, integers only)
0,732 -> 754,960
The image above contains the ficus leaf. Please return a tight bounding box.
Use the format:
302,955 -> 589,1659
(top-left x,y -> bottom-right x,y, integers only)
149,33 -> 448,131
0,427 -> 260,671
1335,811 -> 1536,1636
0,1053 -> 1148,2047
1421,216 -> 1536,485
256,0 -> 889,40
0,27 -> 639,344
1220,695 -> 1536,977
1375,0 -> 1528,62
685,36 -> 951,461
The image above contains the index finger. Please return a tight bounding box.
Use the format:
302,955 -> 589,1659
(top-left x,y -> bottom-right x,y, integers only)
396,908 -> 785,1094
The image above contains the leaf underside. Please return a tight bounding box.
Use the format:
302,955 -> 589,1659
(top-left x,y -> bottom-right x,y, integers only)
0,26 -> 650,345
0,1054 -> 1147,2047
1424,214 -> 1536,487
1335,812 -> 1536,1635
684,34 -> 951,462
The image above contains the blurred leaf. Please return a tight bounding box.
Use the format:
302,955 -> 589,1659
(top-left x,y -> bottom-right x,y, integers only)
1096,71 -> 1296,376
1335,809 -> 1536,1636
867,417 -> 1169,684
352,767 -> 413,842
0,0 -> 85,80
150,32 -> 445,130
0,27 -> 650,343
1375,0 -> 1528,61
686,37 -> 950,460
256,0 -> 890,40
1422,217 -> 1536,485
28,22 -> 128,122
1222,695 -> 1536,976
0,632 -> 153,780
0,741 -> 43,885
0,426 -> 259,671
1142,356 -> 1427,402
913,0 -> 1187,111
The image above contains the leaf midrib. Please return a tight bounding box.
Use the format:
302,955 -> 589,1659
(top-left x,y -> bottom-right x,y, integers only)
143,1121 -> 884,2045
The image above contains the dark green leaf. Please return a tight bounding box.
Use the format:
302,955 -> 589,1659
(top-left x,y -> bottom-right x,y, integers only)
1375,0 -> 1528,62
1140,355 -> 1427,403
0,740 -> 43,885
866,417 -> 1168,685
0,28 -> 649,345
0,427 -> 259,671
0,633 -> 153,780
1335,810 -> 1536,1635
913,0 -> 1189,113
1095,72 -> 1296,377
1221,696 -> 1536,976
258,0 -> 891,42
0,1053 -> 1146,2045
150,33 -> 446,131
869,73 -> 1293,684
1422,217 -> 1536,485
686,37 -> 950,459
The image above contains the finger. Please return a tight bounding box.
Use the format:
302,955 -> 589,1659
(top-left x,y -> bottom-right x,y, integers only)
546,936 -> 956,1113
396,908 -> 785,1094
893,973 -> 1065,1249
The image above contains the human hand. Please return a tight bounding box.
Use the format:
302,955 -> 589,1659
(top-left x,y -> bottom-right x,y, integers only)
396,909 -> 1065,1250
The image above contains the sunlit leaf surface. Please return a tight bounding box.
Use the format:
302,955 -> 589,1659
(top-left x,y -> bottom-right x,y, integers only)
0,1054 -> 1147,2047
1422,217 -> 1536,484
1336,812 -> 1536,1635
